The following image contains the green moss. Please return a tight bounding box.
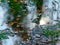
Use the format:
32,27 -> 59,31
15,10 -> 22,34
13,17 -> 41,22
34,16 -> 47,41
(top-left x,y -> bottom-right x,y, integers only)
0,32 -> 8,39
43,30 -> 60,37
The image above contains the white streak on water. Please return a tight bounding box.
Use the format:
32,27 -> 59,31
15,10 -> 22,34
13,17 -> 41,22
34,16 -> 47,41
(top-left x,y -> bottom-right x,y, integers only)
42,0 -> 59,25
26,0 -> 37,29
0,6 -> 8,30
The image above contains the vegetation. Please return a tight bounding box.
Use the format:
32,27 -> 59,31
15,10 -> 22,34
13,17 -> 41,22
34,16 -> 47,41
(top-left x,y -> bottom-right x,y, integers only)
43,30 -> 60,37
0,32 -> 8,39
41,30 -> 60,44
0,0 -> 28,40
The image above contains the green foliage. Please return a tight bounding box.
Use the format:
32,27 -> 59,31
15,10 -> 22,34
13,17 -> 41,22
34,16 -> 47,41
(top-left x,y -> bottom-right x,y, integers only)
0,0 -> 5,2
7,0 -> 29,40
42,30 -> 60,43
8,0 -> 27,19
7,0 -> 28,30
43,30 -> 60,37
0,32 -> 8,39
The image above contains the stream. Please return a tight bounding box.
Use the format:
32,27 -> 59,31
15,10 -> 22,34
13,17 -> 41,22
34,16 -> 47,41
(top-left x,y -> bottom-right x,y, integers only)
0,0 -> 60,45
